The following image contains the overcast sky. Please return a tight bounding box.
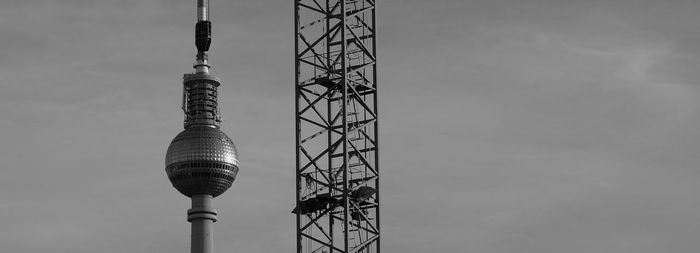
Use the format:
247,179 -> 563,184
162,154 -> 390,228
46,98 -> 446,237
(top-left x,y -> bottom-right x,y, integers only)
2,0 -> 700,252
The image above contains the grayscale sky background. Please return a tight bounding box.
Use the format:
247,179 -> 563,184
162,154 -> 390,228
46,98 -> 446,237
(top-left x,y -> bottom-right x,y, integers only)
2,0 -> 700,252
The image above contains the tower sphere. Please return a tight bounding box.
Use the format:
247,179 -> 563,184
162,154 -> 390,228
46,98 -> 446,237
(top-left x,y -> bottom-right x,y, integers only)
166,126 -> 239,197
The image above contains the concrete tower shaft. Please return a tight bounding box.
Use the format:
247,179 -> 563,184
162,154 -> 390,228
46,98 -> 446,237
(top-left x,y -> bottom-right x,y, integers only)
188,195 -> 217,253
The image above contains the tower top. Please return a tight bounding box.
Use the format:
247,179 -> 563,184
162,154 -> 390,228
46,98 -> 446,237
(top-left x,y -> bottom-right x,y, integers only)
166,0 -> 238,199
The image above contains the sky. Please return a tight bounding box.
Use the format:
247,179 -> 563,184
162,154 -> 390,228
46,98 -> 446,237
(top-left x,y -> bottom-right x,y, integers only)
1,0 -> 700,252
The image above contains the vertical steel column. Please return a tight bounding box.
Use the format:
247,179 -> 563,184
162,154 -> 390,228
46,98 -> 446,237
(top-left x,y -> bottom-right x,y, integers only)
325,2 -> 335,251
294,0 -> 302,252
371,4 -> 380,251
339,0 -> 350,251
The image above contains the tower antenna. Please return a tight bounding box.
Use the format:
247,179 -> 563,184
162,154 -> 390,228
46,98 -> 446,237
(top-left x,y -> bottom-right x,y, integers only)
194,0 -> 212,74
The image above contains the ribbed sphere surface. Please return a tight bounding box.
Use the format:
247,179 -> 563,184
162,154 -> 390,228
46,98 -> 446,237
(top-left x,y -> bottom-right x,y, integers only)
166,126 -> 239,197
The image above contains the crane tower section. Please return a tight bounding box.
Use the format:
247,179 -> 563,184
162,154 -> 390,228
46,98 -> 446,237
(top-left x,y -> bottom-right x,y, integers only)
294,1 -> 379,253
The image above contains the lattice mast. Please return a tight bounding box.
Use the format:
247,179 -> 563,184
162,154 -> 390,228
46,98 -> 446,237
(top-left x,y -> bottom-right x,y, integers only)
294,1 -> 379,253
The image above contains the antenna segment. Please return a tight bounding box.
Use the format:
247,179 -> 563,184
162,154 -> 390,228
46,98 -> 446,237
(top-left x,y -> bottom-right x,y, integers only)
195,0 -> 212,73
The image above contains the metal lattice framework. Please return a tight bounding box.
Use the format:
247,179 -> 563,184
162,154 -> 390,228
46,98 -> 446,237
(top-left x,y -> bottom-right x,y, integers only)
294,0 -> 379,252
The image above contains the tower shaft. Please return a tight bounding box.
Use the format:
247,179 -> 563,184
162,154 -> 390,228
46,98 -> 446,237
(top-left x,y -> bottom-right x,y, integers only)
294,1 -> 380,253
188,195 -> 217,253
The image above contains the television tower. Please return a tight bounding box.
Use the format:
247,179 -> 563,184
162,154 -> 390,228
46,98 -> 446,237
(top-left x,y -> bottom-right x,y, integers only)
294,0 -> 380,252
165,1 -> 239,253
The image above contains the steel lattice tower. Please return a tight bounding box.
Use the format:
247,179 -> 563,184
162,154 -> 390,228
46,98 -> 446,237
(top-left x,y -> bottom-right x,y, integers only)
294,1 -> 379,253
